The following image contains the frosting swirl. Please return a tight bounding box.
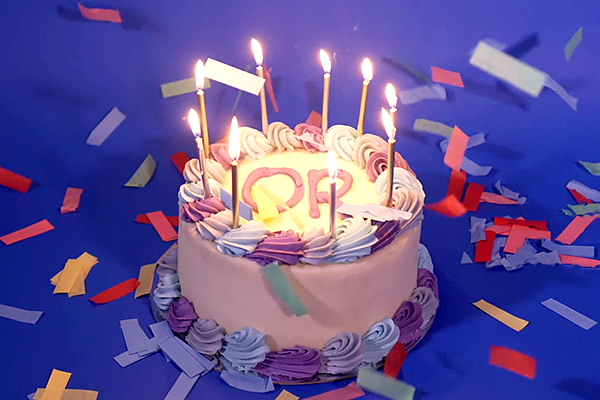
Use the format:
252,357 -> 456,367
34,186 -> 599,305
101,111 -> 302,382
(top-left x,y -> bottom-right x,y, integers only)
366,149 -> 415,182
246,230 -> 304,266
154,245 -> 181,311
184,158 -> 227,184
392,301 -> 423,345
324,125 -> 357,161
197,210 -> 233,241
371,220 -> 401,254
299,227 -> 334,265
294,123 -> 325,153
352,134 -> 387,169
215,221 -> 270,257
221,327 -> 271,373
320,332 -> 365,375
323,217 -> 378,264
375,168 -> 424,225
410,287 -> 439,331
417,243 -> 434,272
361,318 -> 400,366
182,197 -> 226,223
186,318 -> 225,356
417,268 -> 439,300
267,122 -> 302,152
178,180 -> 221,204
253,346 -> 321,383
210,142 -> 233,170
156,244 -> 178,276
167,296 -> 198,333
240,126 -> 274,160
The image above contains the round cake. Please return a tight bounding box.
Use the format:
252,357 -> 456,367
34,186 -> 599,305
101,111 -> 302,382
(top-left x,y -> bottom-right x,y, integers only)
152,121 -> 440,385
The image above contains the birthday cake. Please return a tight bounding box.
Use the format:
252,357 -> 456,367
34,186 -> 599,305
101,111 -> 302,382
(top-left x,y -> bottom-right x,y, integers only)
152,121 -> 440,384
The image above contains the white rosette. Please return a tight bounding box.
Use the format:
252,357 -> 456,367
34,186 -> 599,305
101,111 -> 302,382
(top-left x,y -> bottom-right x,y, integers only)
375,167 -> 425,226
183,158 -> 226,184
239,126 -> 274,160
324,125 -> 358,161
352,133 -> 387,169
267,122 -> 302,152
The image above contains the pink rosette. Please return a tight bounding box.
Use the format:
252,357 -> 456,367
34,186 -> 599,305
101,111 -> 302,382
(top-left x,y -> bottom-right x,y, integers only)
294,123 -> 325,153
365,149 -> 415,182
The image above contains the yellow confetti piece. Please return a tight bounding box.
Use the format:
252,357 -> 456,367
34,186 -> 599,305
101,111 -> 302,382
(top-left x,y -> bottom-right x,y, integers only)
53,260 -> 84,294
135,263 -> 157,298
256,183 -> 305,230
275,389 -> 299,400
473,299 -> 529,332
251,186 -> 280,221
34,389 -> 98,400
40,369 -> 71,400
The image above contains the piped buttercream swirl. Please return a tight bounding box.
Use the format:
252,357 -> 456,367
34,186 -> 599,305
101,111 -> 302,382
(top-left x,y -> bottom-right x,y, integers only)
267,122 -> 302,152
417,243 -> 434,272
215,221 -> 270,257
299,227 -> 334,265
410,287 -> 439,332
361,318 -> 400,366
221,327 -> 271,373
154,245 -> 180,311
324,125 -> 357,161
352,134 -> 387,169
375,168 -> 424,225
209,143 -> 233,171
183,158 -> 227,184
253,346 -> 321,383
246,230 -> 304,266
323,217 -> 378,264
186,318 -> 225,356
417,268 -> 439,300
178,180 -> 221,204
294,123 -> 325,153
392,301 -> 423,346
371,220 -> 401,254
197,210 -> 233,241
320,332 -> 365,375
240,126 -> 274,160
366,149 -> 415,182
167,296 -> 198,333
182,197 -> 226,223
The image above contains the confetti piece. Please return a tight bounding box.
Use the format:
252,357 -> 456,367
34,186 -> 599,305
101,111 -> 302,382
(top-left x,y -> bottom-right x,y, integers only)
67,253 -> 98,297
544,76 -> 578,110
426,195 -> 467,217
1,219 -> 54,245
204,58 -> 265,95
357,367 -> 415,400
540,238 -> 593,257
305,110 -> 322,127
474,230 -> 496,262
383,341 -> 408,378
263,262 -> 308,316
275,390 -> 299,400
413,118 -> 453,138
170,152 -> 190,175
541,298 -> 597,330
113,349 -> 153,367
86,107 -> 125,146
146,211 -> 178,242
495,181 -> 527,204
0,166 -> 32,193
559,254 -> 600,268
158,337 -> 207,378
163,372 -> 200,400
256,183 -> 306,230
134,263 -> 156,298
220,188 -> 254,221
398,84 -> 446,105
231,64 -> 253,112
461,252 -> 474,264
263,63 -> 279,113
504,225 -> 551,254
303,382 -> 365,400
78,2 -> 121,23
251,186 -> 280,221
60,188 -> 83,214
431,66 -> 464,88
447,169 -> 467,200
567,203 -> 600,216
33,389 -> 98,400
470,216 -> 487,243
566,180 -> 600,202
220,371 -> 275,393
440,132 -> 486,153
490,346 -> 536,379
480,192 -> 519,205
485,224 -> 512,235
160,77 -> 210,98
473,300 -> 529,331
555,216 -> 596,245
460,157 -> 492,176
53,260 -> 85,294
494,217 -> 547,231
444,126 -> 468,171
120,319 -> 148,354
124,154 -> 156,188
89,278 -> 139,304
568,188 -> 592,204
463,183 -> 485,212
135,214 -> 179,227
0,303 -> 43,324
40,369 -> 71,400
502,242 -> 537,271
565,27 -> 583,62
578,161 -> 600,176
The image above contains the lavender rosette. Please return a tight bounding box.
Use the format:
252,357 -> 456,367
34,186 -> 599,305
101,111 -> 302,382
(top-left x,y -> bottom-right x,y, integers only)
220,327 -> 271,373
370,220 -> 401,254
410,287 -> 439,332
253,346 -> 321,383
154,244 -> 180,312
392,301 -> 423,349
319,332 -> 365,375
186,318 -> 225,356
182,197 -> 226,223
168,296 -> 199,333
361,318 -> 400,366
246,230 -> 305,266
417,268 -> 439,300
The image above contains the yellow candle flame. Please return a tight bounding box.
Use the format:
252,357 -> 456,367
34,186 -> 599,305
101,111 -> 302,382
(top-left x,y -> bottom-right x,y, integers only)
327,150 -> 338,180
381,107 -> 396,140
385,83 -> 397,108
188,108 -> 200,137
228,116 -> 240,162
362,58 -> 373,82
320,49 -> 331,74
251,38 -> 263,66
195,60 -> 205,91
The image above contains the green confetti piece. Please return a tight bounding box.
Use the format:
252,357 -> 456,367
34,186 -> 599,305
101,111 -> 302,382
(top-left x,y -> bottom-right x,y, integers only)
161,77 -> 211,98
562,209 -> 574,216
565,27 -> 583,62
567,203 -> 600,216
262,262 -> 308,316
125,154 -> 156,188
578,161 -> 600,176
357,367 -> 415,400
413,118 -> 453,138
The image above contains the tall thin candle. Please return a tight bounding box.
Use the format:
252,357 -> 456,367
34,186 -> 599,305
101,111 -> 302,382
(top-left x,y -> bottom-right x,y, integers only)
229,116 -> 241,229
381,108 -> 396,207
327,150 -> 338,238
188,109 -> 211,199
385,83 -> 398,128
357,58 -> 373,137
251,38 -> 268,135
195,60 -> 210,157
320,49 -> 331,135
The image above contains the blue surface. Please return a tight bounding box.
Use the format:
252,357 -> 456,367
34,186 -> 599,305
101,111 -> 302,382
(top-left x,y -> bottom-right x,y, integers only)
2,0 -> 600,399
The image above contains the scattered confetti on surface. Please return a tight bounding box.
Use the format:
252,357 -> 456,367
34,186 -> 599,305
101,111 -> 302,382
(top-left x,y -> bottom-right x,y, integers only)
541,238 -> 594,258
555,215 -> 596,245
220,371 -> 274,393
474,230 -> 496,262
146,211 -> 178,241
275,389 -> 299,400
125,154 -> 156,188
504,225 -> 550,254
0,303 -> 43,324
86,107 -> 125,146
461,252 -> 473,264
463,183 -> 485,212
33,389 -> 98,400
163,372 -> 200,400
0,166 -> 32,193
431,66 -> 465,88
135,214 -> 179,227
541,298 -> 597,330
1,219 -> 54,245
480,192 -> 519,205
489,346 -> 536,379
40,369 -> 71,400
559,254 -> 600,268
134,264 -> 156,298
89,278 -> 139,304
473,299 -> 529,331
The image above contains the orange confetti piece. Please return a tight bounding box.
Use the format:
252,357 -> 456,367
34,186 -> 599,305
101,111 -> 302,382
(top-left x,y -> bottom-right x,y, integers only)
431,66 -> 465,88
78,3 -> 122,23
1,220 -> 54,245
146,211 -> 178,241
0,166 -> 32,193
559,254 -> 600,268
426,195 -> 467,217
60,188 -> 83,214
263,63 -> 279,113
444,126 -> 468,171
504,225 -> 551,254
555,216 -> 596,245
135,214 -> 179,227
479,192 -> 519,205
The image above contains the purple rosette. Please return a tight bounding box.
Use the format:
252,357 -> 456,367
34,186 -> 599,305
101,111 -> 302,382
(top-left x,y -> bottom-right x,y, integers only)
294,123 -> 324,153
320,332 -> 365,375
182,197 -> 227,223
370,220 -> 401,254
253,346 -> 321,383
392,300 -> 423,346
247,230 -> 305,267
417,268 -> 439,300
167,296 -> 199,334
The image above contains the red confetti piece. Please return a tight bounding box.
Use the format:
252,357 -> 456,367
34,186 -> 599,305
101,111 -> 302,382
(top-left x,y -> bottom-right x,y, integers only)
479,192 -> 519,205
485,224 -> 512,235
383,341 -> 408,378
263,63 -> 279,113
78,2 -> 122,23
426,195 -> 467,217
444,126 -> 468,171
303,382 -> 365,400
555,215 -> 597,245
474,230 -> 496,262
504,225 -> 551,254
89,278 -> 140,304
462,182 -> 485,212
489,345 -> 536,379
568,188 -> 592,204
494,217 -> 548,231
431,66 -> 465,88
60,188 -> 83,214
1,220 -> 54,245
446,169 -> 467,200
0,166 -> 32,193
170,152 -> 190,175
135,214 -> 179,227
146,211 -> 178,241
305,111 -> 322,128
559,254 -> 600,268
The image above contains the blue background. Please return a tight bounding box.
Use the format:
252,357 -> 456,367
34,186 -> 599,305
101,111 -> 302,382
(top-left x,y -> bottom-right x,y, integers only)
1,0 -> 600,399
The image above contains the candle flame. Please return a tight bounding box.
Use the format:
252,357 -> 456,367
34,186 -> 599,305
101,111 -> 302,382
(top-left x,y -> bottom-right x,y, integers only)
327,150 -> 338,180
385,83 -> 397,108
381,107 -> 396,140
188,108 -> 201,137
251,38 -> 263,66
195,60 -> 205,91
320,49 -> 331,74
228,116 -> 240,161
362,58 -> 373,82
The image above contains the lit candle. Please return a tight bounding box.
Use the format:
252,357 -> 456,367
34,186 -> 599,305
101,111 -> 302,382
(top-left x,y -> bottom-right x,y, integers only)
251,38 -> 268,135
320,49 -> 331,135
385,83 -> 398,128
229,116 -> 241,229
195,60 -> 210,157
381,108 -> 396,207
327,150 -> 338,238
357,58 -> 373,137
188,108 -> 212,199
